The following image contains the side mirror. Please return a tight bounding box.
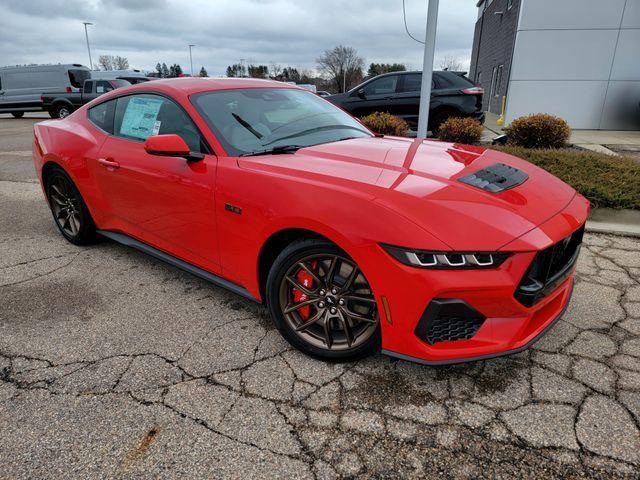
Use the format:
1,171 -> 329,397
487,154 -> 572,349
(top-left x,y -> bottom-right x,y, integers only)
356,88 -> 366,99
144,134 -> 204,162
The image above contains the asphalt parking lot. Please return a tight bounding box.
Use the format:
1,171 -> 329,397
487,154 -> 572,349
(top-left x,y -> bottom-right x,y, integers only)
1,114 -> 639,479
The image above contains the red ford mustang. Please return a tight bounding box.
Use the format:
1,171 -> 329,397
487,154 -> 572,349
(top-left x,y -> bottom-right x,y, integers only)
33,78 -> 588,365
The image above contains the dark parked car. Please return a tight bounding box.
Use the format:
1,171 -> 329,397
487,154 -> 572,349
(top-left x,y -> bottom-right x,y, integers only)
327,71 -> 484,133
42,79 -> 130,118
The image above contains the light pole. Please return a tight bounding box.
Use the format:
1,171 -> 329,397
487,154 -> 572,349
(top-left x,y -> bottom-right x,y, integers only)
416,0 -> 439,138
82,22 -> 94,70
188,44 -> 195,77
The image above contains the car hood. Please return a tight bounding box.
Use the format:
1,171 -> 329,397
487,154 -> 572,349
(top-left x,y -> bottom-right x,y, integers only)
238,137 -> 577,251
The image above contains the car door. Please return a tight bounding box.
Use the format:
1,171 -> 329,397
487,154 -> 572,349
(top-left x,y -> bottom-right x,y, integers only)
91,93 -> 221,273
348,74 -> 401,118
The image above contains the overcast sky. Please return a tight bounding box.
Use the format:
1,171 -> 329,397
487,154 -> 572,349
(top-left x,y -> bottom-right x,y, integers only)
1,0 -> 478,76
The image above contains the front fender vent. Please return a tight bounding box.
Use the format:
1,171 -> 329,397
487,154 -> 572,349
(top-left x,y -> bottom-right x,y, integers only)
458,163 -> 528,193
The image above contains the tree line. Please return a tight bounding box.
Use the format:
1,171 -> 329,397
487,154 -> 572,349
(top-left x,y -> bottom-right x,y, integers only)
222,46 -> 410,94
222,45 -> 462,94
152,63 -> 209,78
110,45 -> 463,92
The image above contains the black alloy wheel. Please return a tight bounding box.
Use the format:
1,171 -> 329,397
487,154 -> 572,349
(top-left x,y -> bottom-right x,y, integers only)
45,167 -> 96,245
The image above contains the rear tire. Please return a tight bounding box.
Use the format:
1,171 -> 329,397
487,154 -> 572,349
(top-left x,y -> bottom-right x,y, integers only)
11,112 -> 24,119
45,166 -> 96,245
266,239 -> 381,362
53,104 -> 72,119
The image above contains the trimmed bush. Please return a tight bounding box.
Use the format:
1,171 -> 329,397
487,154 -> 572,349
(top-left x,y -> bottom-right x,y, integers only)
493,146 -> 640,210
504,113 -> 571,149
360,111 -> 409,137
436,117 -> 483,145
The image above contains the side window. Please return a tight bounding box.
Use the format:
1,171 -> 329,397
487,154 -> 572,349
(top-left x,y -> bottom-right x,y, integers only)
363,75 -> 398,96
95,81 -> 114,94
495,65 -> 504,97
87,99 -> 116,134
398,74 -> 423,93
84,81 -> 93,94
114,94 -> 205,152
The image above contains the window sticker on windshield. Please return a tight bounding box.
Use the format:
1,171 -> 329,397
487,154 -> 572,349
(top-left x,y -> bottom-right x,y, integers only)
120,97 -> 163,140
152,120 -> 161,135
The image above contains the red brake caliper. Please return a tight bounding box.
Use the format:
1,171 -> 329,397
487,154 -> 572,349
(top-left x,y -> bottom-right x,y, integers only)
293,261 -> 317,320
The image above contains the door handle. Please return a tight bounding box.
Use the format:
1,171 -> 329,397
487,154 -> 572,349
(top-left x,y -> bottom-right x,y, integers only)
98,158 -> 120,169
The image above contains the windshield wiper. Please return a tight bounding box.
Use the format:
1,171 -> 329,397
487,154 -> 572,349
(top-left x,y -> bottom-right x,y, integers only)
239,145 -> 303,157
232,113 -> 263,139
262,125 -> 370,146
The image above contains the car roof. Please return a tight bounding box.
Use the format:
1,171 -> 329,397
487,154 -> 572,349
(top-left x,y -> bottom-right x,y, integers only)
116,77 -> 297,96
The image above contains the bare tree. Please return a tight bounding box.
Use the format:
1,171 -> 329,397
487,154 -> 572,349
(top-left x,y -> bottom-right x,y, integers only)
98,55 -> 115,71
440,55 -> 463,72
269,63 -> 282,79
317,45 -> 364,93
98,54 -> 130,71
114,56 -> 129,70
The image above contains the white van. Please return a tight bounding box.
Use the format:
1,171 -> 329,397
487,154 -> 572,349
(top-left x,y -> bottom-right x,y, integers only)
0,64 -> 91,118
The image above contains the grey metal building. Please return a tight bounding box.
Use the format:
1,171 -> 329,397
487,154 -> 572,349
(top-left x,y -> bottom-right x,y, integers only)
470,0 -> 640,130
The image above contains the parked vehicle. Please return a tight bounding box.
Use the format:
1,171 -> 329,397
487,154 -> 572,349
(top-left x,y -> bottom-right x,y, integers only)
327,70 -> 485,133
116,77 -> 152,85
91,69 -> 152,85
33,78 -> 588,364
42,78 -> 130,118
0,64 -> 90,117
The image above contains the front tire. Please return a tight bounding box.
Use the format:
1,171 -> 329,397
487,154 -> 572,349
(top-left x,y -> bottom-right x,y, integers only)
11,112 -> 24,119
266,239 -> 380,361
45,167 -> 96,245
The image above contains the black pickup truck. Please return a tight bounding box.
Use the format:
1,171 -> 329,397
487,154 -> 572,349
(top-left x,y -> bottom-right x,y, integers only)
42,78 -> 130,118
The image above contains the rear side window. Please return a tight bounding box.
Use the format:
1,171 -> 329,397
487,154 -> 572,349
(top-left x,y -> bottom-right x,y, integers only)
434,72 -> 475,89
113,94 -> 206,152
68,69 -> 90,88
88,99 -> 116,134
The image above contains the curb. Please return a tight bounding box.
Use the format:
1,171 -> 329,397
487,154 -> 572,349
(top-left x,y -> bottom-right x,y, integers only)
586,209 -> 640,238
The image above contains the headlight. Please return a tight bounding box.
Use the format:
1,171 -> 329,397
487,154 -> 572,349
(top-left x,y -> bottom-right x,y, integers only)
381,244 -> 511,269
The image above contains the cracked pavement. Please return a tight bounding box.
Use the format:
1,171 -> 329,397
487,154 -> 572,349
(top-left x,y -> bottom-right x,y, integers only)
1,115 -> 639,478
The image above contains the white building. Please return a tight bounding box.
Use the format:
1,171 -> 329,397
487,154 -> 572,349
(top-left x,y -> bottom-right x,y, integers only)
471,0 -> 640,130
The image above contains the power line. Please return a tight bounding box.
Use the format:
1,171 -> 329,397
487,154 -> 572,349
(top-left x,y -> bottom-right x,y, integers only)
402,0 -> 425,44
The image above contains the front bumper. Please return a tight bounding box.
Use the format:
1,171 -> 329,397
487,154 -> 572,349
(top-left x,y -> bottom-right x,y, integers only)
358,193 -> 588,365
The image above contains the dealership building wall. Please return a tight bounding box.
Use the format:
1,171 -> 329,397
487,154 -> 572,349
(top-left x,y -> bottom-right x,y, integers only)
471,0 -> 640,130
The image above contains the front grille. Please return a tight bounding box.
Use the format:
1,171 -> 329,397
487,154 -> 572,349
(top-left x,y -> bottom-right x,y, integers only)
415,299 -> 486,345
515,224 -> 585,307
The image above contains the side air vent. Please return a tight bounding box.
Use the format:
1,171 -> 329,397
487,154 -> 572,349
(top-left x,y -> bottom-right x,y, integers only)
458,163 -> 528,193
415,299 -> 486,345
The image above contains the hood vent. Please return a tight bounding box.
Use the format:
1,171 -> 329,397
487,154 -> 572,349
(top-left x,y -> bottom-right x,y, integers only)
458,163 -> 528,193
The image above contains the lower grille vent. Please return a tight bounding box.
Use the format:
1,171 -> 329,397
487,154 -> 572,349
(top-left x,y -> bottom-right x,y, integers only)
415,299 -> 486,345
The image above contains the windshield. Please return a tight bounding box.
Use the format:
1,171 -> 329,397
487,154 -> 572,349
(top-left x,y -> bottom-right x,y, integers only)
192,87 -> 372,156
